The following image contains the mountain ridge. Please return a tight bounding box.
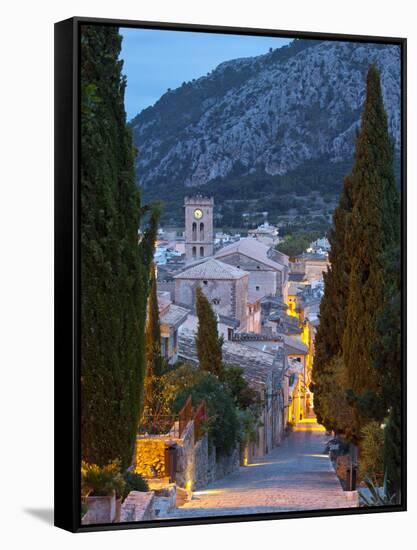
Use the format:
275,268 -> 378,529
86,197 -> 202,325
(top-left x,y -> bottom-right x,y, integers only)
129,38 -> 400,227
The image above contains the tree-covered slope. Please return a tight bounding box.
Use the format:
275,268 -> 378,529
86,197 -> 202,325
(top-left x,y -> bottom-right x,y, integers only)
130,38 -> 400,227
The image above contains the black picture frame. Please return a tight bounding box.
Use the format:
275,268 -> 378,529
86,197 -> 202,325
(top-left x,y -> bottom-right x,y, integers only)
54,16 -> 407,533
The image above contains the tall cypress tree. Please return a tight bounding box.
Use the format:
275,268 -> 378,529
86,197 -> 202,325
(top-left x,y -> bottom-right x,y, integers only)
145,264 -> 164,376
373,245 -> 401,496
342,65 -> 400,443
144,263 -> 165,415
195,287 -> 224,378
312,175 -> 353,433
80,25 -> 158,469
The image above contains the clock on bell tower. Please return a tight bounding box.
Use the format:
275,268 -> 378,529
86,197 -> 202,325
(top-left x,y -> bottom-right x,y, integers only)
184,195 -> 214,263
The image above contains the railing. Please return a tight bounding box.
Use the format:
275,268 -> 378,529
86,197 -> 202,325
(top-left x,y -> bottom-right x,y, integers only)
179,395 -> 193,438
193,400 -> 206,442
139,395 -> 206,442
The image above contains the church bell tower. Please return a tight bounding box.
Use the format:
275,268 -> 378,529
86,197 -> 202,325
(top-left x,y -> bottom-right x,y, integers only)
184,195 -> 214,263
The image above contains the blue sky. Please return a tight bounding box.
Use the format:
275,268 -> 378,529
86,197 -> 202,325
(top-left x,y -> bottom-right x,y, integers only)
120,28 -> 292,121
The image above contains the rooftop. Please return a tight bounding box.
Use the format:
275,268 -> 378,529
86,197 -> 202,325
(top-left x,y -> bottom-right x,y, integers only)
215,237 -> 288,271
160,303 -> 189,328
297,252 -> 330,262
284,335 -> 309,355
173,258 -> 248,280
288,272 -> 306,283
287,283 -> 305,296
247,290 -> 265,304
178,328 -> 281,391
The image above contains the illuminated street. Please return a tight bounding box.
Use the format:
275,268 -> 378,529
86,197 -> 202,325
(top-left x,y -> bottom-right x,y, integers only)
164,421 -> 357,518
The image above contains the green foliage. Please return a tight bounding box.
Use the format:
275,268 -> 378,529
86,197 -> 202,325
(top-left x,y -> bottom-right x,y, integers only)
359,421 -> 385,484
144,264 -> 167,418
236,408 -> 258,446
312,355 -> 355,437
162,364 -> 239,455
358,473 -> 397,507
276,231 -> 322,258
342,65 -> 400,441
145,264 -> 164,376
313,66 -> 401,462
195,287 -> 224,378
80,25 -> 158,469
142,157 -> 349,229
383,409 -> 402,500
222,364 -> 259,410
81,460 -> 124,497
312,175 -> 353,433
372,246 -> 401,416
122,471 -> 149,499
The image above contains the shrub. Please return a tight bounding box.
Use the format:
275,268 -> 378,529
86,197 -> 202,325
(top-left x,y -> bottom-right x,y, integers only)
222,365 -> 259,410
81,460 -> 124,497
162,364 -> 239,455
359,473 -> 397,507
122,471 -> 149,499
236,408 -> 258,446
359,421 -> 385,484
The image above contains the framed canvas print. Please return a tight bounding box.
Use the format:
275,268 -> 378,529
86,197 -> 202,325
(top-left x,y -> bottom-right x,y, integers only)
54,16 -> 406,532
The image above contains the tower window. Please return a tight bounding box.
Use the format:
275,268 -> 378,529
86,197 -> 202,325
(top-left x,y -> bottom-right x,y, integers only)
203,280 -> 208,286
200,246 -> 204,258
192,222 -> 197,241
192,246 -> 197,258
256,286 -> 260,291
200,222 -> 204,240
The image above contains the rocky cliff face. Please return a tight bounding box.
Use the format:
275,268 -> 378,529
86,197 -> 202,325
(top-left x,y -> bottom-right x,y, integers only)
130,39 -> 401,191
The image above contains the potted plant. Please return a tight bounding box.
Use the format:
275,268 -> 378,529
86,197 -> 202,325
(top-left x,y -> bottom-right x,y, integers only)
81,460 -> 122,524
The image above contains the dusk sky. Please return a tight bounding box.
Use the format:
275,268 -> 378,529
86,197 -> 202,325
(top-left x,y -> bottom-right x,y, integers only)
120,28 -> 292,121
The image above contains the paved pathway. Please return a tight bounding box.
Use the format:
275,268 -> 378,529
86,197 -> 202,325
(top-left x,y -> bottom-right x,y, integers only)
164,421 -> 357,518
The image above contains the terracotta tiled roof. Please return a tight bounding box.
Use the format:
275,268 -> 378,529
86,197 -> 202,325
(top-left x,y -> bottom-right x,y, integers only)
173,258 -> 248,280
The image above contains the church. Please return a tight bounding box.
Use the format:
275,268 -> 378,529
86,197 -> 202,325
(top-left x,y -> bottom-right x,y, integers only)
173,195 -> 288,334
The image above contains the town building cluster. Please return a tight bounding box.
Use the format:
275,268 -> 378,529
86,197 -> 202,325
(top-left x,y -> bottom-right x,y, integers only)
152,196 -> 329,458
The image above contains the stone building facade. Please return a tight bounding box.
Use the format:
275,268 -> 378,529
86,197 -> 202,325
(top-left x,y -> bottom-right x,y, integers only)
173,258 -> 249,331
184,195 -> 214,263
215,237 -> 289,299
293,252 -> 330,284
157,291 -> 189,364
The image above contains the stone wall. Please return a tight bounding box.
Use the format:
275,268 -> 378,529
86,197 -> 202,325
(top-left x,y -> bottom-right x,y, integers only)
120,491 -> 155,522
219,252 -> 280,296
193,433 -> 209,489
174,421 -> 194,488
135,438 -> 166,478
175,279 -> 235,318
173,421 -> 240,490
214,444 -> 240,480
135,419 -> 242,495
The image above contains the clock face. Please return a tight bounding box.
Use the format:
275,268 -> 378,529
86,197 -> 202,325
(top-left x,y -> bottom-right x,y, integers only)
194,208 -> 203,220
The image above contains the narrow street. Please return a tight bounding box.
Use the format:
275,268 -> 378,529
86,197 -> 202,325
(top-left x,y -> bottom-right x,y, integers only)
164,420 -> 357,518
